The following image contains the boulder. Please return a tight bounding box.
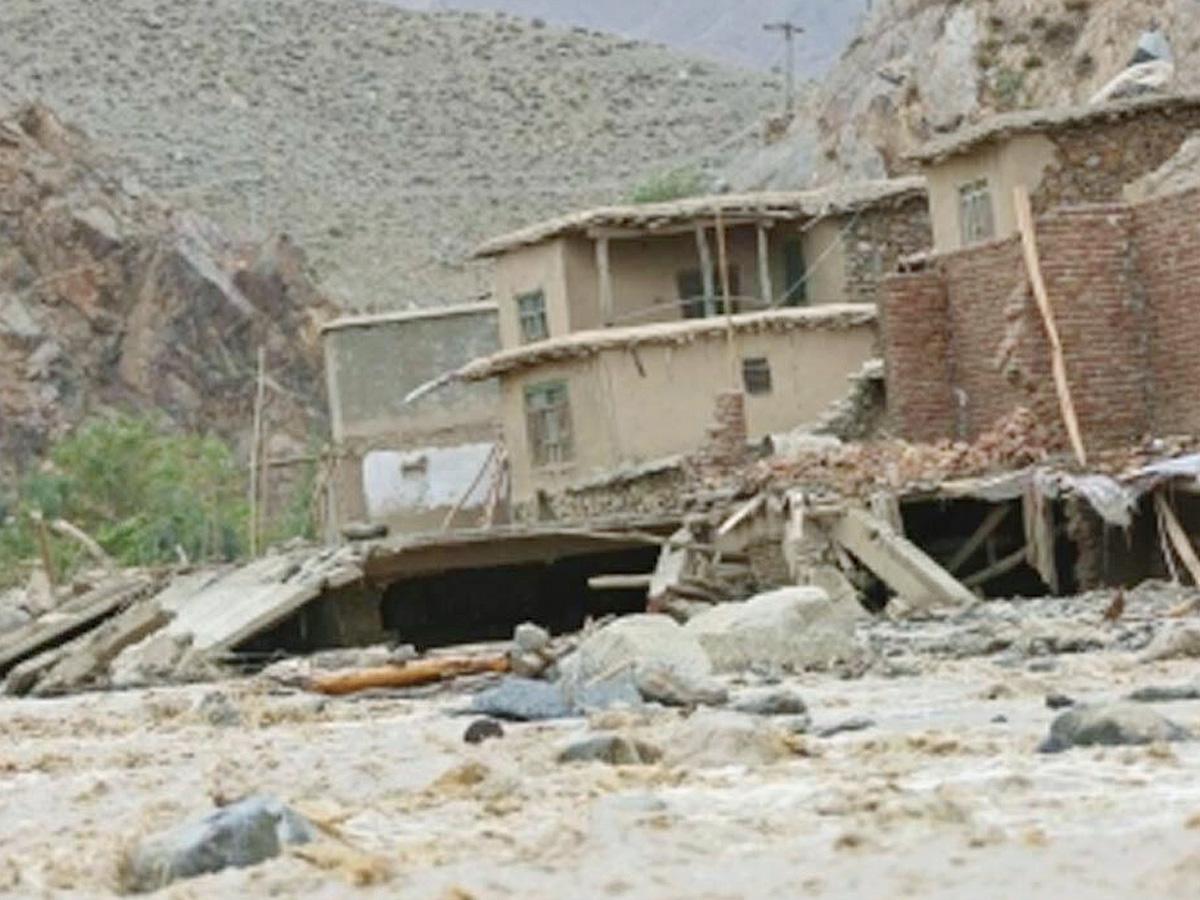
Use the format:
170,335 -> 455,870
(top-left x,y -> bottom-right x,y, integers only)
0,603 -> 31,636
1139,623 -> 1200,663
560,614 -> 712,685
1038,703 -> 1192,753
1126,684 -> 1200,703
558,734 -> 662,766
730,688 -> 808,718
635,665 -> 728,707
685,587 -> 858,673
666,710 -> 794,768
470,672 -> 641,722
121,796 -> 315,893
463,718 -> 504,745
513,622 -> 550,654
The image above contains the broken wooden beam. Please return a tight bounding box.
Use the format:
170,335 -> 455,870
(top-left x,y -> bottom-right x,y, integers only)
823,507 -> 975,609
588,574 -> 654,591
946,504 -> 1009,575
1155,491 -> 1200,587
305,654 -> 509,696
962,547 -> 1027,589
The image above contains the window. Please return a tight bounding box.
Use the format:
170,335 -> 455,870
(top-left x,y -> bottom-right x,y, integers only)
676,266 -> 741,318
524,381 -> 573,467
958,180 -> 995,247
517,289 -> 548,343
742,356 -> 773,396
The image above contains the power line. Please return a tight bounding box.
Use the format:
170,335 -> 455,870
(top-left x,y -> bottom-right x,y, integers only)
763,20 -> 805,118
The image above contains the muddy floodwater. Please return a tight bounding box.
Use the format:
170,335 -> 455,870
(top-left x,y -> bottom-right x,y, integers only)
3,589 -> 1200,899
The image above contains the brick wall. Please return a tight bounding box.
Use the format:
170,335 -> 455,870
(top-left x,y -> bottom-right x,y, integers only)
1132,185 -> 1200,435
843,195 -> 932,304
878,269 -> 955,442
882,202 -> 1163,448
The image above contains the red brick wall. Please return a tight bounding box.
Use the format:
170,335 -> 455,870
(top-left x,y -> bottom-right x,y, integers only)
1132,185 -> 1200,435
878,269 -> 955,442
882,206 -> 1152,448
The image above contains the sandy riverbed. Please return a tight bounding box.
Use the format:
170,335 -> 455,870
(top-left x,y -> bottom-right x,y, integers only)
3,589 -> 1200,899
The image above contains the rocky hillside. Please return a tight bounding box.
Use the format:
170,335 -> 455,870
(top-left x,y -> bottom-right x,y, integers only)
0,0 -> 778,310
728,0 -> 1200,189
0,103 -> 334,483
388,0 -> 869,74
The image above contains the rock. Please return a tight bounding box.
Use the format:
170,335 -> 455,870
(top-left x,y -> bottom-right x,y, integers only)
513,622 -> 550,654
685,587 -> 858,673
470,672 -> 641,721
195,691 -> 242,727
818,716 -> 876,738
730,688 -> 808,717
341,521 -> 388,541
634,665 -> 728,707
121,795 -> 315,893
1045,693 -> 1076,710
666,710 -> 793,768
509,653 -> 551,679
1039,703 -> 1192,753
557,734 -> 663,765
1140,624 -> 1200,662
463,718 -> 505,745
560,614 -> 712,685
1127,684 -> 1200,703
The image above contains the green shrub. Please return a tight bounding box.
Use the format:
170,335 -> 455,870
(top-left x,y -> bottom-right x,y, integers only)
0,417 -> 250,586
628,167 -> 709,204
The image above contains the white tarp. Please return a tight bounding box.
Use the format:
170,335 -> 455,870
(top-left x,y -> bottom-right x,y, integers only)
363,442 -> 498,521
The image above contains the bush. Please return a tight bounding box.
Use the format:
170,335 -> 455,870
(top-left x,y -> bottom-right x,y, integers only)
0,417 -> 250,586
628,167 -> 709,204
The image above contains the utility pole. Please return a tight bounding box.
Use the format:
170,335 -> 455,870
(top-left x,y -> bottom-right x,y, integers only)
764,21 -> 804,116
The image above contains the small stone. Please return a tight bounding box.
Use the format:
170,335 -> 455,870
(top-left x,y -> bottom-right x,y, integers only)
991,714 -> 1008,724
195,691 -> 242,727
1039,703 -> 1192,753
463,718 -> 504,745
513,622 -> 550,654
1045,693 -> 1075,710
341,521 -> 388,542
509,653 -> 549,678
730,688 -> 808,717
817,716 -> 876,738
1127,684 -> 1200,703
1026,657 -> 1059,673
1139,623 -> 1200,662
557,734 -> 662,766
121,796 -> 314,892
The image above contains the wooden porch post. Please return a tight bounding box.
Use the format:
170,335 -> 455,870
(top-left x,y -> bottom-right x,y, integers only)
756,222 -> 774,308
596,236 -> 614,326
694,224 -> 716,317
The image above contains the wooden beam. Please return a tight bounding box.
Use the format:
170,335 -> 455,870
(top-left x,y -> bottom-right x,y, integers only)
249,345 -> 267,558
963,546 -> 1027,589
595,236 -> 614,326
1155,491 -> 1200,586
587,217 -> 782,241
694,225 -> 716,318
1013,185 -> 1087,466
715,207 -> 737,385
1023,484 -> 1059,593
757,223 -> 774,307
589,574 -> 654,591
946,504 -> 1009,575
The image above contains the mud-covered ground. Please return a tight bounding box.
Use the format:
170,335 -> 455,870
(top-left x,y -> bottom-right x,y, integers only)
3,585 -> 1200,899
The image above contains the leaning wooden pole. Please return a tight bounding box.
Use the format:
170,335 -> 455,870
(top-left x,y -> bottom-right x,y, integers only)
714,206 -> 738,388
1013,185 -> 1087,466
249,346 -> 267,557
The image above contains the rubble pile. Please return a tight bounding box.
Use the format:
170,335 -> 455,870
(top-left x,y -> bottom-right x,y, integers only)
0,103 -> 336,483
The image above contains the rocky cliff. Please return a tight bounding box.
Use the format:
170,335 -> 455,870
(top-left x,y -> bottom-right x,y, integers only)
728,0 -> 1200,189
0,104 -> 334,483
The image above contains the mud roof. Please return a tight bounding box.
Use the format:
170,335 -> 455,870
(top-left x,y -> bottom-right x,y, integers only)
910,92 -> 1200,165
321,301 -> 497,334
454,304 -> 877,381
473,178 -> 927,258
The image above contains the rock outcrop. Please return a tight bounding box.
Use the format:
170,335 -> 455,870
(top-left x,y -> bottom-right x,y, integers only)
0,103 -> 335,485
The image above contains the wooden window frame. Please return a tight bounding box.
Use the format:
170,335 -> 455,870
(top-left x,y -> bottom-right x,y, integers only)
524,380 -> 574,468
958,179 -> 996,247
517,289 -> 549,343
742,356 -> 773,396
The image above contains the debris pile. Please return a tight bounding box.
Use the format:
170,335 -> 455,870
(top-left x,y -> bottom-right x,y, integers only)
0,102 -> 336,483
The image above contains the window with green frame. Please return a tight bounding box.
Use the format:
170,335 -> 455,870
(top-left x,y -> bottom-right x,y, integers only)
524,380 -> 573,466
517,289 -> 549,343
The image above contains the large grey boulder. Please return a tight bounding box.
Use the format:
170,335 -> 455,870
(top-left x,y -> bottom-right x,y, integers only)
558,734 -> 663,766
1039,703 -> 1192,754
685,587 -> 858,673
560,614 -> 713,685
470,673 -> 641,722
121,796 -> 315,893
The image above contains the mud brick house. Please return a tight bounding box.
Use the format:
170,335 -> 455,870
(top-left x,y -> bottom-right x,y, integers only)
882,93 -> 1200,453
451,306 -> 878,514
473,179 -> 929,348
911,92 -> 1200,254
321,303 -> 502,535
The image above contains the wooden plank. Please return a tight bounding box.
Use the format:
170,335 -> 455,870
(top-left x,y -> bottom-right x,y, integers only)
963,547 -> 1027,589
946,504 -> 1009,575
306,654 -> 509,696
1155,492 -> 1200,586
716,494 -> 766,538
1013,185 -> 1088,466
1023,484 -> 1060,593
588,574 -> 654,591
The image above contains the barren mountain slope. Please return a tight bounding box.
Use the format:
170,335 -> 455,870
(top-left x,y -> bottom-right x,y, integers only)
0,0 -> 777,310
728,0 -> 1200,189
388,0 -> 869,74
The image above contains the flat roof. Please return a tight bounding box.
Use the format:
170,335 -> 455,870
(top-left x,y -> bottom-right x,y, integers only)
321,301 -> 497,334
454,304 -> 877,381
473,178 -> 927,259
910,92 -> 1200,164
